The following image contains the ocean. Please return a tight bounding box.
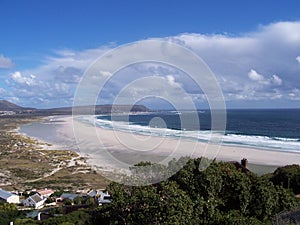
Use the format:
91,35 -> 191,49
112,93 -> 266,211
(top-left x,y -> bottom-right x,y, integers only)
95,109 -> 300,153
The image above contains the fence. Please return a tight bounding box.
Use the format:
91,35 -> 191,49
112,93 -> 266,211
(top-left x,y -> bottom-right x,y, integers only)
273,206 -> 300,225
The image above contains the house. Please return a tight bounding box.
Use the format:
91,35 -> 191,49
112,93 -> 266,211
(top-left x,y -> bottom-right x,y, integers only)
37,188 -> 54,198
88,190 -> 111,205
60,193 -> 80,201
0,188 -> 19,204
26,211 -> 52,221
98,191 -> 112,205
22,193 -> 47,209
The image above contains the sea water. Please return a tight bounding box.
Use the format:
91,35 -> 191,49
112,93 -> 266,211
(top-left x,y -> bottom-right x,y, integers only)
96,109 -> 300,153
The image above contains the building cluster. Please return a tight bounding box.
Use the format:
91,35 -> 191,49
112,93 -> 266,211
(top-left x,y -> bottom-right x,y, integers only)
0,187 -> 111,210
0,111 -> 16,116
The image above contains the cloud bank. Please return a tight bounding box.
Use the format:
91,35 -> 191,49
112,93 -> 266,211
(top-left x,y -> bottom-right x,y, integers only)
2,21 -> 300,108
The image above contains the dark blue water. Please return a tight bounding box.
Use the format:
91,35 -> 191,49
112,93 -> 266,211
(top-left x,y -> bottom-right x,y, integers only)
96,109 -> 300,152
98,109 -> 300,139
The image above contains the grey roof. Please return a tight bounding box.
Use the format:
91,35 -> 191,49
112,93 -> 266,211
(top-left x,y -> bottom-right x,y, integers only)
30,193 -> 43,203
88,190 -> 97,197
88,190 -> 110,198
26,211 -> 39,218
0,188 -> 15,200
60,193 -> 79,200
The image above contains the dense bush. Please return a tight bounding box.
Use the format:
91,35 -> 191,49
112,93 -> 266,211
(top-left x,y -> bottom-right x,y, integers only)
5,157 -> 299,224
270,164 -> 300,194
97,157 -> 298,224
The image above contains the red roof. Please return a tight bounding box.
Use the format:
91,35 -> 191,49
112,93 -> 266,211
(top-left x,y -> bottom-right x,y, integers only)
37,189 -> 54,196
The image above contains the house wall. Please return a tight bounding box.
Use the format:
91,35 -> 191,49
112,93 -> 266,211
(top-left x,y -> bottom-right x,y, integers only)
22,194 -> 47,209
22,198 -> 35,207
35,199 -> 46,209
7,195 -> 19,204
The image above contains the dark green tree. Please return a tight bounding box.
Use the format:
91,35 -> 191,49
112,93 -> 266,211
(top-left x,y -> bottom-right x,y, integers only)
271,164 -> 300,194
73,196 -> 83,205
105,180 -> 195,224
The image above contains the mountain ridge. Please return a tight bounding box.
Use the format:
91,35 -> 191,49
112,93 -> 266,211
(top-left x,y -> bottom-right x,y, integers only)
0,100 -> 35,111
0,100 -> 150,115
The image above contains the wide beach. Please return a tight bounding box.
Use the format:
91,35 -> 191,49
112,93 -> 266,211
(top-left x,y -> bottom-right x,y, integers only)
19,115 -> 300,175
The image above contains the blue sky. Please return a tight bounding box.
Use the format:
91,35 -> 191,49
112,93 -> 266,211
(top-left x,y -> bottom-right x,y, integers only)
1,0 -> 300,109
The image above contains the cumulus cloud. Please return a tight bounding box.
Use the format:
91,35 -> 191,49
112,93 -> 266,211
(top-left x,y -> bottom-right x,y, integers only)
165,75 -> 181,88
247,70 -> 282,86
4,21 -> 300,108
248,69 -> 265,82
272,75 -> 282,85
288,88 -> 300,100
10,71 -> 36,86
167,21 -> 300,105
0,55 -> 14,69
4,47 -> 110,108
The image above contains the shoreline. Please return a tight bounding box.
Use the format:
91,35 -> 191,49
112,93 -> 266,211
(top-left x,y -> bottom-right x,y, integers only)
0,116 -> 109,191
18,115 -> 300,175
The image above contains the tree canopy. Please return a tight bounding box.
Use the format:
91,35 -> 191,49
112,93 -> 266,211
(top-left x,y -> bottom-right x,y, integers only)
270,164 -> 300,194
96,157 -> 298,224
6,157 -> 299,224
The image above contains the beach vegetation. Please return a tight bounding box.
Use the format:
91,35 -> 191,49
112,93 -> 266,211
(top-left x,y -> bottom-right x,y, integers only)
0,117 -> 109,191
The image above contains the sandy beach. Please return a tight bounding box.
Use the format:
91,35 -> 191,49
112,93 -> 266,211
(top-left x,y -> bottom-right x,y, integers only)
19,115 -> 300,175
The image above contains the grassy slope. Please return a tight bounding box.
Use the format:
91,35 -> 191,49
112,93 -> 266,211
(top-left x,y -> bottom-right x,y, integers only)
0,116 -> 109,192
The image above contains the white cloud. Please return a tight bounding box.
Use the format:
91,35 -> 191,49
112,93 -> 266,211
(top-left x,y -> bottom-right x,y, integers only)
248,69 -> 265,81
272,75 -> 282,85
10,71 -> 36,86
0,55 -> 14,69
100,71 -> 112,77
167,22 -> 300,104
4,21 -> 300,108
4,46 -> 110,108
288,88 -> 300,100
247,70 -> 282,86
7,96 -> 20,104
165,75 -> 181,88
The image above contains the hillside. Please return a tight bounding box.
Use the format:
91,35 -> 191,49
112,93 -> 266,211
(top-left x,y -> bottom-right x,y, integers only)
39,104 -> 151,115
0,100 -> 35,112
0,100 -> 150,115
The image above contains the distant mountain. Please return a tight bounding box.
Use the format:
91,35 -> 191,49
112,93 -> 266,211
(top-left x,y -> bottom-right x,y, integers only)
40,104 -> 151,115
0,100 -> 150,116
0,100 -> 35,112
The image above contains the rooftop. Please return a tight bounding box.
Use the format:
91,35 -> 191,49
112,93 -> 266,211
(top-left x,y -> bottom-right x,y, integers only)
30,193 -> 43,203
0,188 -> 15,200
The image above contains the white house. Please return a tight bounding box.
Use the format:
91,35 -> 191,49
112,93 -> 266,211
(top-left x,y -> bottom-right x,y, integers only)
88,190 -> 111,205
22,193 -> 46,209
0,188 -> 19,204
98,191 -> 111,205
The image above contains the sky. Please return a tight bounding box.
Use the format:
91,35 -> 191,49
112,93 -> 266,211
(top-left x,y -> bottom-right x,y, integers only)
0,0 -> 300,109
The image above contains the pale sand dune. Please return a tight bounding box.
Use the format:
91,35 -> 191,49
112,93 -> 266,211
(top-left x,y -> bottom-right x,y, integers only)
49,115 -> 300,171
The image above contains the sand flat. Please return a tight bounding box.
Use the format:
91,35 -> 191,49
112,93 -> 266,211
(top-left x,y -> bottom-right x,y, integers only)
68,116 -> 300,168
19,115 -> 300,173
